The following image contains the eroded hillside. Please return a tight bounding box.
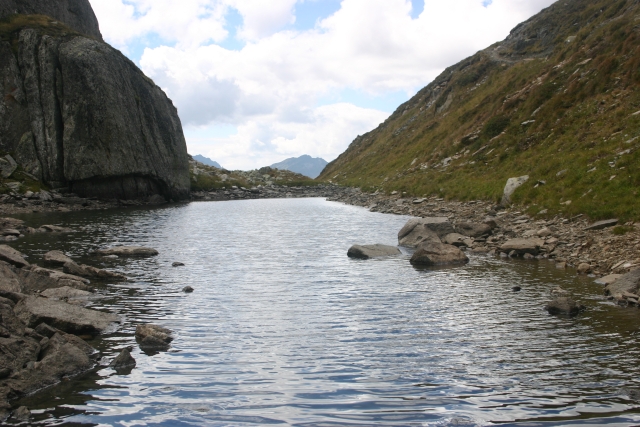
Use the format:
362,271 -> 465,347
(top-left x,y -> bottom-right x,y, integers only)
319,0 -> 640,221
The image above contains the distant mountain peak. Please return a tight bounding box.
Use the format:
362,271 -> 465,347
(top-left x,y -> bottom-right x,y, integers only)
192,155 -> 222,169
270,155 -> 328,179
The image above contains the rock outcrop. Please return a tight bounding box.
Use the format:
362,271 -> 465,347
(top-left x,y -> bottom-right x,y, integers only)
0,2 -> 190,200
409,241 -> 469,267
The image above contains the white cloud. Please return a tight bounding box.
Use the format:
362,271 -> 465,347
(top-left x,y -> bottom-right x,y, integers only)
91,0 -> 557,170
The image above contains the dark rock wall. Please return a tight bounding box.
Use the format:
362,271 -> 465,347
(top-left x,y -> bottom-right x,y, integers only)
0,29 -> 190,200
0,0 -> 102,40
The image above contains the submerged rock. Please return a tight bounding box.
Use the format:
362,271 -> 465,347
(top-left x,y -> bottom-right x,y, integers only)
347,244 -> 401,259
93,247 -> 159,257
182,286 -> 194,293
63,261 -> 127,281
546,297 -> 585,317
409,242 -> 469,267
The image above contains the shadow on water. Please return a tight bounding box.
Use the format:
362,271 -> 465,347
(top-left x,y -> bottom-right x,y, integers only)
5,198 -> 640,426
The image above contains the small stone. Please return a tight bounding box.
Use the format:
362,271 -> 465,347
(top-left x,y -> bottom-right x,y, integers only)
556,262 -> 567,269
172,262 -> 185,267
577,263 -> 592,275
512,286 -> 522,292
182,286 -> 194,293
11,406 -> 30,421
537,228 -> 552,237
109,348 -> 136,371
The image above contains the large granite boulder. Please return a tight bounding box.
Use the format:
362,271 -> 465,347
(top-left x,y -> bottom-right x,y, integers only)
409,242 -> 469,267
0,0 -> 103,39
0,9 -> 190,200
398,218 -> 453,248
347,244 -> 401,260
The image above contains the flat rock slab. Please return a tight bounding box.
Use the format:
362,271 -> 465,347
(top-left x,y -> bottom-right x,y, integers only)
443,233 -> 468,247
41,286 -> 92,300
347,244 -> 401,260
0,245 -> 29,268
15,296 -> 118,335
604,270 -> 640,296
43,250 -> 74,266
500,238 -> 544,256
595,274 -> 623,285
410,242 -> 469,267
585,219 -> 618,231
94,247 -> 159,257
63,262 -> 127,281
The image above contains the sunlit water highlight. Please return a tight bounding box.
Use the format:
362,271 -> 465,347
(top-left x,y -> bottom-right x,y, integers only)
9,198 -> 640,426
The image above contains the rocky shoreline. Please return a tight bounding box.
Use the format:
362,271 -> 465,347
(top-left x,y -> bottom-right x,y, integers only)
1,184 -> 639,421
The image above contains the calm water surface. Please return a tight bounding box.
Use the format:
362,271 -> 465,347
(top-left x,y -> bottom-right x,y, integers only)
8,198 -> 640,426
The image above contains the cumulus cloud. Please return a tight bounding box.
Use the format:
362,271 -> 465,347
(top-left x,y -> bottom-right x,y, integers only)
91,0 -> 557,170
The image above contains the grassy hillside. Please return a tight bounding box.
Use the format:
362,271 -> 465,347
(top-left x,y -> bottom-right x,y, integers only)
319,0 -> 640,221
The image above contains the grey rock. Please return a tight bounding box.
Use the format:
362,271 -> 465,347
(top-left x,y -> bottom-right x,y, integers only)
442,233 -> 468,247
110,348 -> 136,371
136,324 -> 173,351
19,266 -> 90,293
0,244 -> 29,268
172,262 -> 185,267
398,217 -> 452,247
34,322 -> 58,338
11,406 -> 30,421
546,297 -> 585,317
347,244 -> 401,259
455,222 -> 492,238
585,219 -> 618,231
500,238 -> 544,256
63,261 -> 126,281
0,261 -> 22,292
93,246 -> 159,257
0,0 -> 103,39
182,286 -> 194,293
605,270 -> 640,297
595,274 -> 622,285
502,176 -> 529,205
43,250 -> 74,266
38,225 -> 76,233
409,242 -> 469,267
0,154 -> 17,178
14,296 -> 119,335
147,194 -> 167,205
577,263 -> 592,275
41,286 -> 92,300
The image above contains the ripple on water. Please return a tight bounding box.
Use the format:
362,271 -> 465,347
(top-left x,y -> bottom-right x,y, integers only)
9,198 -> 640,426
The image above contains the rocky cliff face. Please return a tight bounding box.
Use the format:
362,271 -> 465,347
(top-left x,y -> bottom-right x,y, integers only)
0,9 -> 190,200
0,0 -> 102,40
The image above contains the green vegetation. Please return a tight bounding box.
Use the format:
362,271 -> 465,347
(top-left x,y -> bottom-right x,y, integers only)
318,0 -> 640,222
0,14 -> 80,53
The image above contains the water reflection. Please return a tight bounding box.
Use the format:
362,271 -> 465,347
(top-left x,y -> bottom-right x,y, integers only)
8,199 -> 640,426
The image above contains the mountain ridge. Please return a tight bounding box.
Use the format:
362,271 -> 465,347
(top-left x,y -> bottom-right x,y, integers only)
319,0 -> 640,221
271,155 -> 328,179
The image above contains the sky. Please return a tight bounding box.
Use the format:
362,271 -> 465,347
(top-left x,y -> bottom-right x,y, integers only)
88,0 -> 557,171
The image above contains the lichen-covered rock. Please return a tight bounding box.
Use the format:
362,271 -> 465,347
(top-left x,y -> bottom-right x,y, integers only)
0,0 -> 103,39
